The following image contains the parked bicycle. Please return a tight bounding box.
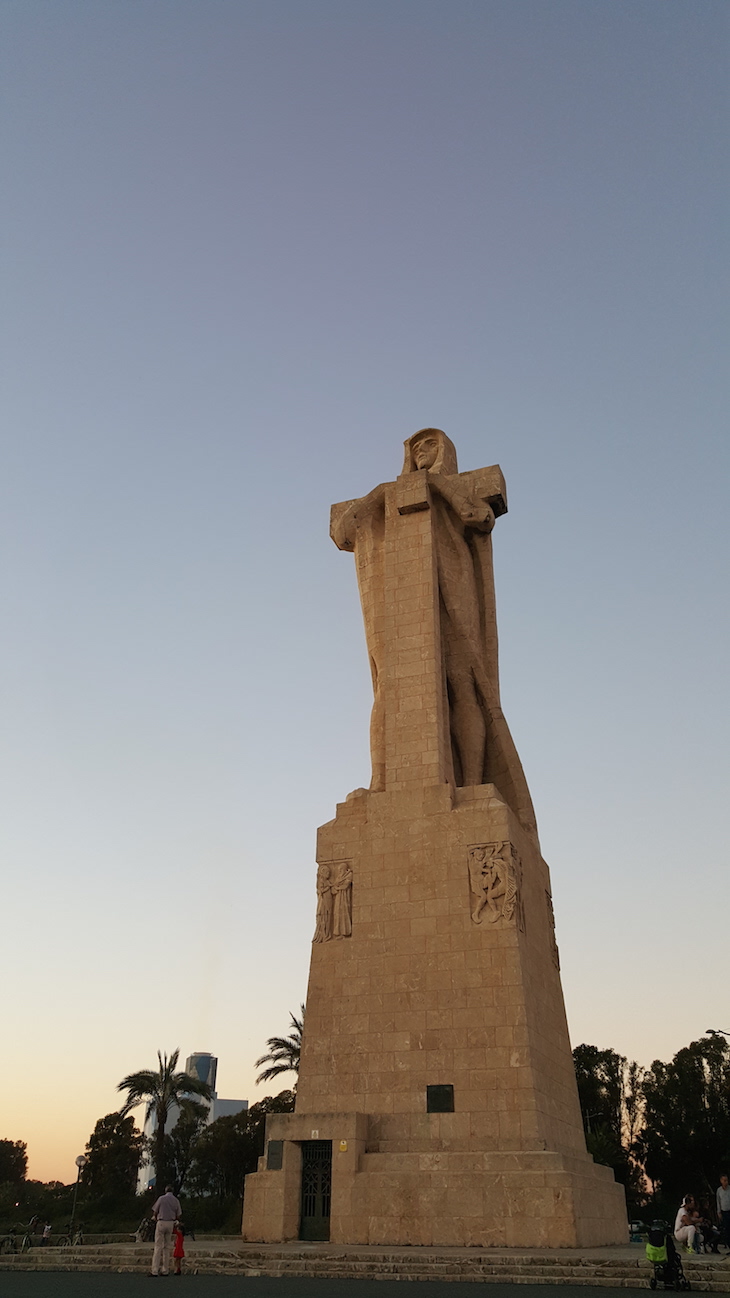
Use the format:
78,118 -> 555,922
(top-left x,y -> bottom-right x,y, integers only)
0,1221 -> 39,1253
57,1223 -> 84,1247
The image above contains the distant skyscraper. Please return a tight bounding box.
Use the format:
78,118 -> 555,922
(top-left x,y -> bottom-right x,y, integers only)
186,1052 -> 218,1092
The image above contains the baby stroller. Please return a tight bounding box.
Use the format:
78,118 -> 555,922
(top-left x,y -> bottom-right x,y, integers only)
646,1224 -> 691,1291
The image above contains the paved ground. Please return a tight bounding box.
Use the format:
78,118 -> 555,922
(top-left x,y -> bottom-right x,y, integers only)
0,1280 -> 653,1298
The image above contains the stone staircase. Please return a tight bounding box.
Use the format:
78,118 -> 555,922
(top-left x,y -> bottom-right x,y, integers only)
1,1242 -> 729,1289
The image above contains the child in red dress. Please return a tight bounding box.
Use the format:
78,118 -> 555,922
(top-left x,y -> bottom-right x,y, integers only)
172,1222 -> 185,1275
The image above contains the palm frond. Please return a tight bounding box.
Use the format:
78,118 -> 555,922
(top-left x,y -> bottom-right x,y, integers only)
117,1070 -> 159,1114
256,1061 -> 299,1084
255,1005 -> 305,1085
254,1038 -> 296,1067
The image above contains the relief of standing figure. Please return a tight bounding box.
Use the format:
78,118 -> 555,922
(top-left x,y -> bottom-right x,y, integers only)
332,862 -> 353,938
313,863 -> 333,943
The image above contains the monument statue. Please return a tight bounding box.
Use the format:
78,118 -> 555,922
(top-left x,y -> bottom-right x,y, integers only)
331,428 -> 535,833
243,430 -> 627,1249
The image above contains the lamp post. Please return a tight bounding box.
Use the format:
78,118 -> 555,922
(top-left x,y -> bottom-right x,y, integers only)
70,1155 -> 87,1229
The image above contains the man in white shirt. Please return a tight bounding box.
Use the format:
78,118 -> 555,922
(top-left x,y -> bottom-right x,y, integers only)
717,1175 -> 730,1250
150,1184 -> 181,1277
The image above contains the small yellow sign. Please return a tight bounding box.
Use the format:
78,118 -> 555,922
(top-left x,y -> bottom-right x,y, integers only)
339,1140 -> 348,1152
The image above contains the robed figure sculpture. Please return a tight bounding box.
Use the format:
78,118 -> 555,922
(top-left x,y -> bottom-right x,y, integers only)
331,427 -> 535,834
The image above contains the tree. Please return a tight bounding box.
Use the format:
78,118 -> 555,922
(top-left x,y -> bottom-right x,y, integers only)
0,1139 -> 27,1184
187,1091 -> 295,1200
255,1006 -> 304,1086
573,1044 -> 626,1142
164,1100 -> 209,1195
572,1044 -> 644,1199
186,1113 -> 254,1201
81,1113 -> 143,1201
638,1033 -> 730,1203
117,1049 -> 212,1192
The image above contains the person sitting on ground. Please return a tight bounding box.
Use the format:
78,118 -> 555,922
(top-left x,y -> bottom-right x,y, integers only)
684,1194 -> 708,1247
675,1195 -> 702,1253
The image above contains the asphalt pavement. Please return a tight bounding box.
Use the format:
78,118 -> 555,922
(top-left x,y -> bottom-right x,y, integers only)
0,1278 -> 651,1298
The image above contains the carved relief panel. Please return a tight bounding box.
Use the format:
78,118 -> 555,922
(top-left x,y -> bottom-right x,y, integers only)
313,860 -> 353,943
467,841 -> 524,930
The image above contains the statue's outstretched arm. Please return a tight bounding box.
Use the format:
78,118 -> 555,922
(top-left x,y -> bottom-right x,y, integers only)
428,474 -> 494,533
332,483 -> 386,550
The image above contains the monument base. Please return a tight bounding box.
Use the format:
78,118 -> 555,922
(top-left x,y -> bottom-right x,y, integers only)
242,1111 -> 627,1247
242,781 -> 627,1249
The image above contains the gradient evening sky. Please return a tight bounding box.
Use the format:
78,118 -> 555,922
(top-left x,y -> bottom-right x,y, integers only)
1,0 -> 727,1182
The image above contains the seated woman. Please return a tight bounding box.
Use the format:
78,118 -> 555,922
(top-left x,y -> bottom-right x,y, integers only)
674,1195 -> 702,1253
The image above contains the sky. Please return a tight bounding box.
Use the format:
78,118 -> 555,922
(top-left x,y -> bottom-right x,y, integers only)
1,0 -> 727,1184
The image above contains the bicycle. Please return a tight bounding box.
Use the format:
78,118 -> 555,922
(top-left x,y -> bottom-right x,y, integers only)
0,1223 -> 38,1253
57,1224 -> 84,1247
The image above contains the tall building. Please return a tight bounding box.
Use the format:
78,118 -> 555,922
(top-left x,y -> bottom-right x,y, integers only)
185,1052 -> 217,1093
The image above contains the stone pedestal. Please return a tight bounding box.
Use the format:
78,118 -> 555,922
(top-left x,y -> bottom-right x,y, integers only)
243,781 -> 626,1246
242,431 -> 627,1246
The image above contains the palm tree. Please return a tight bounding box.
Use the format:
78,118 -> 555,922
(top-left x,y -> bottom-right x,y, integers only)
255,1006 -> 304,1086
117,1049 -> 212,1191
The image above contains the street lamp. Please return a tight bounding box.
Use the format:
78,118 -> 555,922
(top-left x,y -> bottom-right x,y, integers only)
70,1155 -> 88,1229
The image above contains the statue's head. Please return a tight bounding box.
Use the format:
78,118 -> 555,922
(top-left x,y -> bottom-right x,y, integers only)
403,428 -> 458,476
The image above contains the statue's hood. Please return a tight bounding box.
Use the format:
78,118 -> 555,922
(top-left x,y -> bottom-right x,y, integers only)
402,428 -> 458,476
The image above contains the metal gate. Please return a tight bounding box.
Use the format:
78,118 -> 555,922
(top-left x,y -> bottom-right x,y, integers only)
299,1140 -> 332,1241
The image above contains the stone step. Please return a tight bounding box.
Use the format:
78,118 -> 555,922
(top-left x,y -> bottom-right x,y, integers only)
1,1248 -> 724,1265
218,1263 -> 724,1288
1,1246 -> 728,1291
6,1263 -> 729,1289
12,1250 -> 722,1269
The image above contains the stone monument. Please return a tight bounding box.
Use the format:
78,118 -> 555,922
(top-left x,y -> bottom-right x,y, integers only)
243,429 -> 627,1247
